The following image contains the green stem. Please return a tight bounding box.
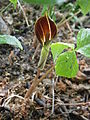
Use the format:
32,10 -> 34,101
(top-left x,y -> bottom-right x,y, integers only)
38,43 -> 50,70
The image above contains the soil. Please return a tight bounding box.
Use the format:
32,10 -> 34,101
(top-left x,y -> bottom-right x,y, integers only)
0,1 -> 90,120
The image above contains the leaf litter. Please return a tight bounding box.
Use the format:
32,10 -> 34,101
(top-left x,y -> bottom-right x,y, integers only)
0,1 -> 90,120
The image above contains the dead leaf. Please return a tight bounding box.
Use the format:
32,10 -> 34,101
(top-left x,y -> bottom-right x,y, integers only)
56,81 -> 66,92
76,70 -> 87,81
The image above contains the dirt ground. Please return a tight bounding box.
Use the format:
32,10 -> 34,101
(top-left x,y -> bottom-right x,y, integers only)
0,1 -> 90,120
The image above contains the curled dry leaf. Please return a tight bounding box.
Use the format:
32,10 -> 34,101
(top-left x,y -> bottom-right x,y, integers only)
56,81 -> 66,92
79,60 -> 88,71
76,70 -> 87,81
35,13 -> 57,46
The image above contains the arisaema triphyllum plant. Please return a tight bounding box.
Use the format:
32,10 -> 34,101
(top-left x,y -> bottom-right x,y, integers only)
35,11 -> 57,69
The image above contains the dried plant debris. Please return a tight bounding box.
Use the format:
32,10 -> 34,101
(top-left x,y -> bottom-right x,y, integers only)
0,1 -> 90,120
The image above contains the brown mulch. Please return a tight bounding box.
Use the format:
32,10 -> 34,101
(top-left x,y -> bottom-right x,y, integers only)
0,1 -> 90,120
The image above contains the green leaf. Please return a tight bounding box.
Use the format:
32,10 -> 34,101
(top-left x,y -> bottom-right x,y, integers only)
9,0 -> 17,8
76,28 -> 90,57
55,51 -> 79,78
51,42 -> 74,62
23,0 -> 66,5
0,35 -> 23,50
77,0 -> 90,15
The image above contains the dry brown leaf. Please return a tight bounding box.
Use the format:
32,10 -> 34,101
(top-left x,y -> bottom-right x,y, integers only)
76,70 -> 87,81
79,60 -> 88,71
56,80 -> 66,92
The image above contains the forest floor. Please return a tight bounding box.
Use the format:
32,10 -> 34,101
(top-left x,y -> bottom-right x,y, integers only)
0,1 -> 90,120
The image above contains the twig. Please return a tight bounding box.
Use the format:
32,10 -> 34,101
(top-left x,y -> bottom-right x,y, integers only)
0,3 -> 11,15
2,94 -> 24,107
17,0 -> 29,27
52,79 -> 55,114
57,9 -> 81,30
57,101 -> 90,106
32,43 -> 40,60
43,96 -> 90,106
39,65 -> 54,81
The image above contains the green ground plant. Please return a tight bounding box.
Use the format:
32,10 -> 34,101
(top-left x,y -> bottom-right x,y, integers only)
0,0 -> 90,99
23,0 -> 90,99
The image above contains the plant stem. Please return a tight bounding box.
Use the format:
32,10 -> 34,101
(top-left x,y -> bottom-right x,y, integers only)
57,9 -> 81,29
17,0 -> 29,27
24,9 -> 81,100
25,65 -> 55,98
38,43 -> 50,69
0,3 -> 11,15
25,69 -> 40,98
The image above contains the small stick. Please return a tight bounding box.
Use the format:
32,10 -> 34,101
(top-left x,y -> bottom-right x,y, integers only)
2,94 -> 24,107
0,3 -> 11,15
43,96 -> 90,107
38,65 -> 54,86
32,43 -> 40,60
52,78 -> 55,114
17,0 -> 29,27
57,101 -> 90,106
57,9 -> 81,30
